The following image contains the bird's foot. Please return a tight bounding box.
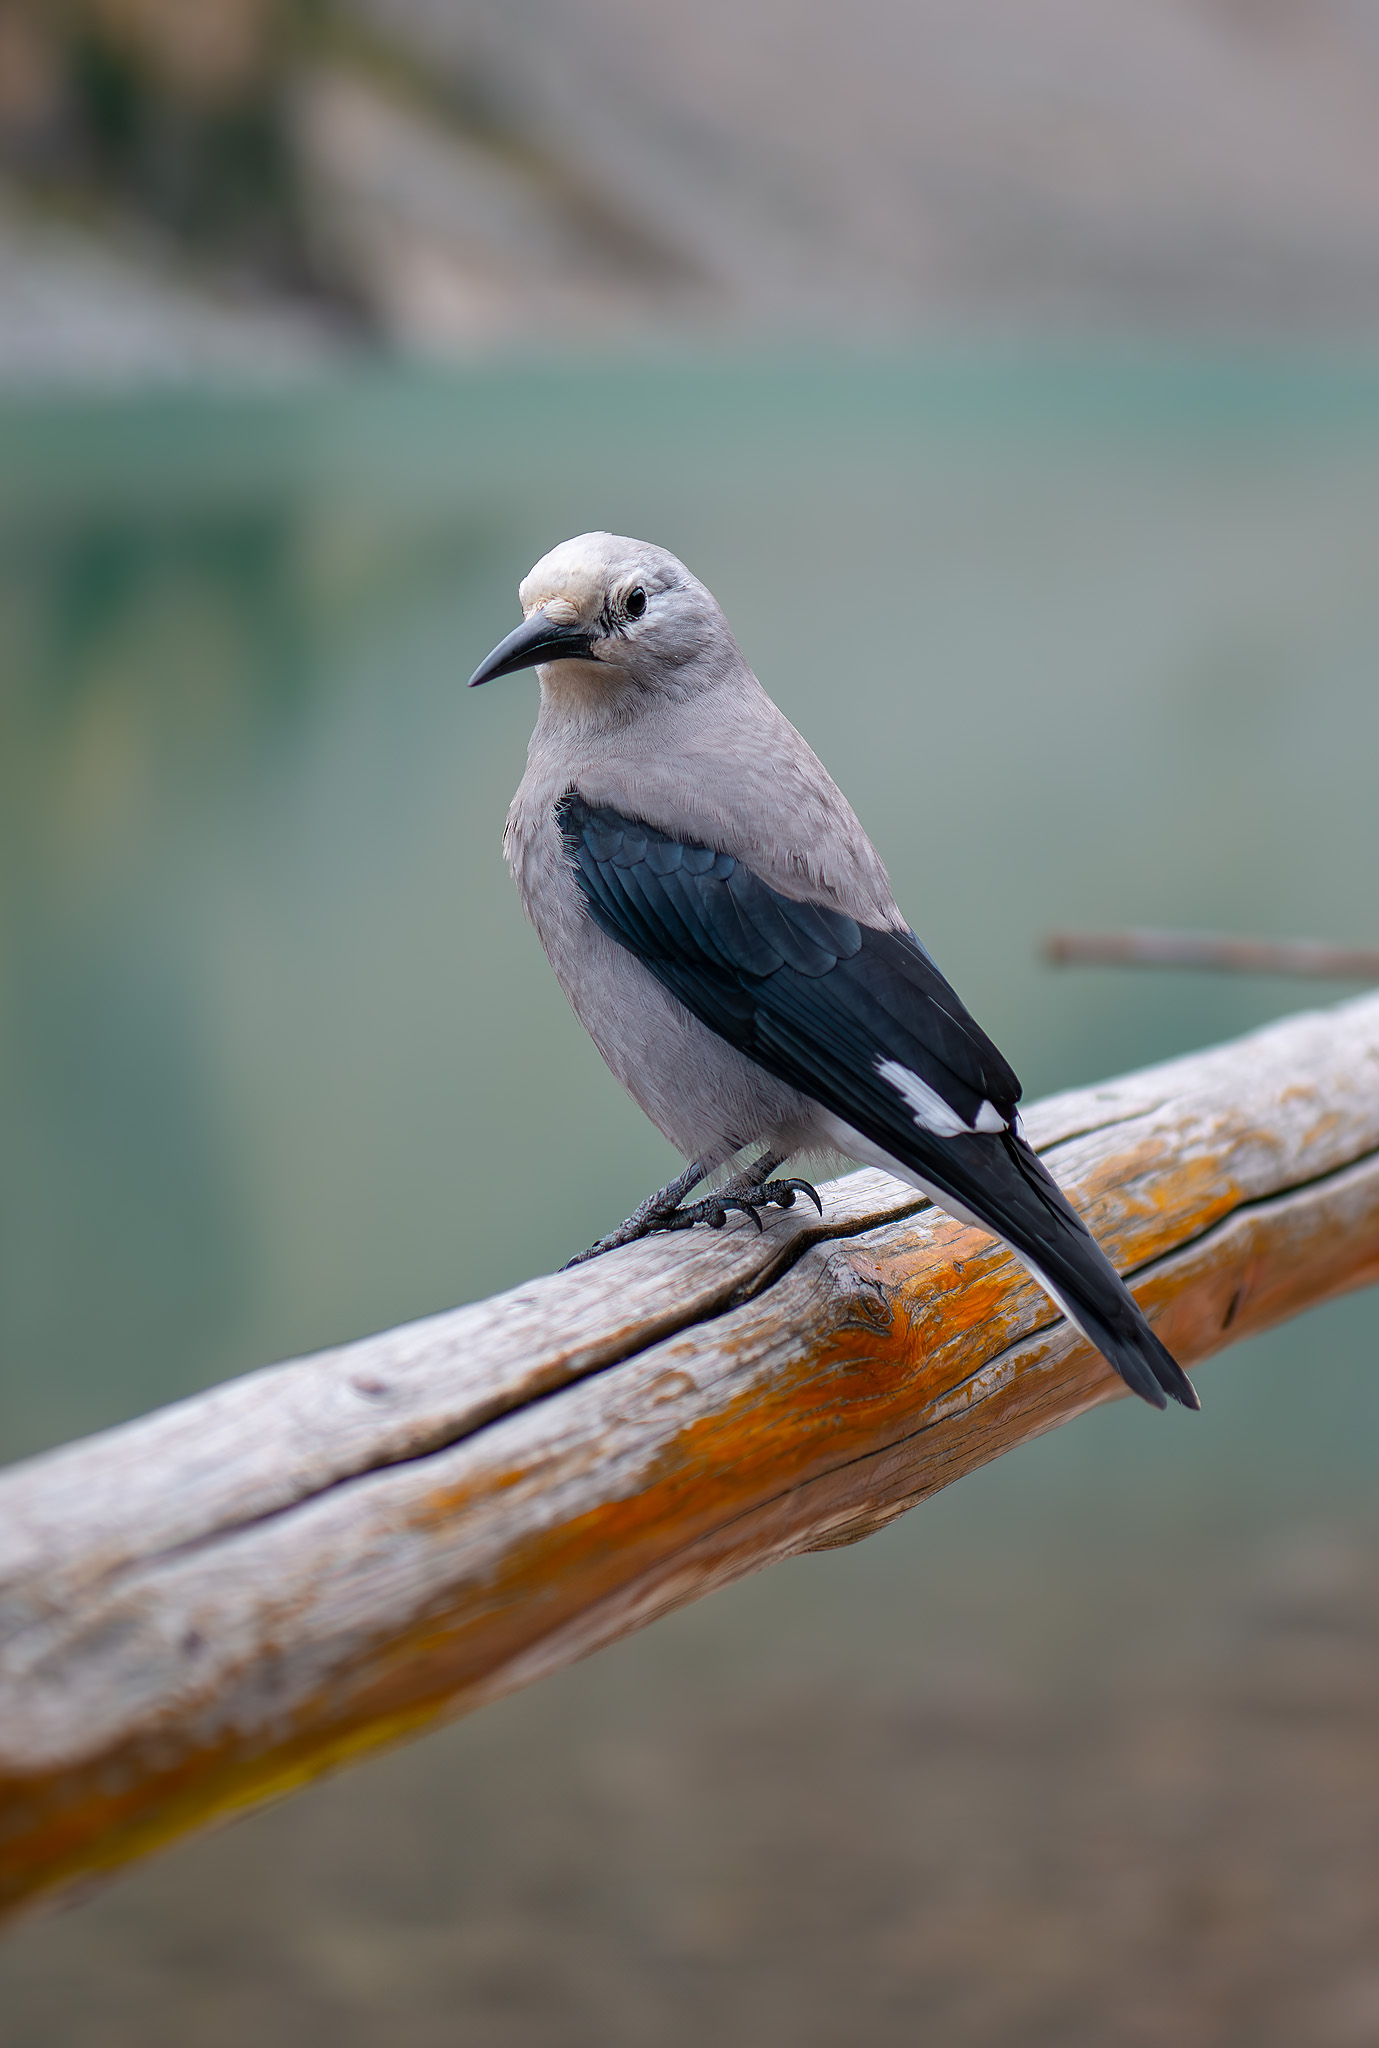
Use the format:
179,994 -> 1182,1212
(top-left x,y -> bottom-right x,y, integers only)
563,1190 -> 764,1267
562,1168 -> 823,1269
651,1176 -> 825,1243
562,1162 -> 708,1268
727,1175 -> 825,1220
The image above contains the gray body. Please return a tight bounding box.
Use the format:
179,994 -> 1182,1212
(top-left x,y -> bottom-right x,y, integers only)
504,590 -> 898,1179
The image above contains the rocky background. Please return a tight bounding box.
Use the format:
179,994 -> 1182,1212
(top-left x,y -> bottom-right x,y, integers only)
4,0 -> 1379,375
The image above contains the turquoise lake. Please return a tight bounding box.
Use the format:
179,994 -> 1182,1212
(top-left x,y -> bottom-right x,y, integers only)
2,354 -> 1377,2044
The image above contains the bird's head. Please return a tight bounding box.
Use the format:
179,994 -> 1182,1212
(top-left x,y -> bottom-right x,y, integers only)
468,533 -> 736,706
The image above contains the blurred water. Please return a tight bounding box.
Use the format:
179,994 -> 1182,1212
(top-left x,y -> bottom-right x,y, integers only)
3,353 -> 1377,1473
2,355 -> 1378,2043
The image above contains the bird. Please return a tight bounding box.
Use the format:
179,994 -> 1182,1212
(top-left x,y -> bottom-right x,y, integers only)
470,532 -> 1199,1412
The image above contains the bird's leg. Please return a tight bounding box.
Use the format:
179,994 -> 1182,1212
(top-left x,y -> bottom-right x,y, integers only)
563,1159 -> 712,1267
563,1148 -> 823,1269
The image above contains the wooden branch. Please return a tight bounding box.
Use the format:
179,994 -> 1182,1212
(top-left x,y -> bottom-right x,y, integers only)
1044,928 -> 1379,979
4,995 -> 1379,1924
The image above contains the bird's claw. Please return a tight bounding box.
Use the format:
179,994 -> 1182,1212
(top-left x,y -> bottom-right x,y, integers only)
662,1193 -> 765,1234
563,1173 -> 824,1267
752,1176 -> 824,1216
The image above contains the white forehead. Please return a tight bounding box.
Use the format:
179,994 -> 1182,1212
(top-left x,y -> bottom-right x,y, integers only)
518,531 -> 687,612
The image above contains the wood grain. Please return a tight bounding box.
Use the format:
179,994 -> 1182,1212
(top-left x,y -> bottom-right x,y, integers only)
3,993 -> 1379,1923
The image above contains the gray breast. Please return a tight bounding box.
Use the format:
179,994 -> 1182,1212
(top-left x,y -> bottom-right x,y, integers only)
504,768 -> 816,1167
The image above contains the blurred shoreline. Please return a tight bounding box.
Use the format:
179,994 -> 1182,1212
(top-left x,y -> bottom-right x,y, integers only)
4,2 -> 1379,382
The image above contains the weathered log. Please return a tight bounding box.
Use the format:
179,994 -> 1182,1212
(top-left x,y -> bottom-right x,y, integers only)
3,994 -> 1379,1924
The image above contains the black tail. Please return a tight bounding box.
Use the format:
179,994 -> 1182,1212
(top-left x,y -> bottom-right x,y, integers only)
902,1130 -> 1199,1412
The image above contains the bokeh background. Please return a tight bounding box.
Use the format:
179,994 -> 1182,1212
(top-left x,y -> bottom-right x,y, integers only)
3,7 -> 1379,2045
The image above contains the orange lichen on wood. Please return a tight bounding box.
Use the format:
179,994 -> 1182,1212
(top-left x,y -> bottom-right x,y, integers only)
2,996 -> 1379,1923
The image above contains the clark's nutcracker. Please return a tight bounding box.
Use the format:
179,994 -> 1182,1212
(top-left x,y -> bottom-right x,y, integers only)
471,533 -> 1198,1412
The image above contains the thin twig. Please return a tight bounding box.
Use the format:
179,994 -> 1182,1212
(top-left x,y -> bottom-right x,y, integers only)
1043,930 -> 1379,981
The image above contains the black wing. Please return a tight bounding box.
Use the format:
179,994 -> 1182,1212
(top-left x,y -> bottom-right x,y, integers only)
556,789 -> 1199,1413
556,790 -> 1021,1141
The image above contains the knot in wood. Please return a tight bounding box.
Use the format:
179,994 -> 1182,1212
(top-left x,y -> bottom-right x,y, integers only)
835,1251 -> 895,1335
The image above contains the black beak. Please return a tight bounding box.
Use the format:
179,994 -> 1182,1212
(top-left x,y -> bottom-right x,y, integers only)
468,608 -> 596,687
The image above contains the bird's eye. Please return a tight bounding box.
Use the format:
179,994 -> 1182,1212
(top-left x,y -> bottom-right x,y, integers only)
625,586 -> 647,619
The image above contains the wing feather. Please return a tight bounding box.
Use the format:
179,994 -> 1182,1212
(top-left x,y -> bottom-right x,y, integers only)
555,789 -> 1197,1412
556,790 -> 1021,1142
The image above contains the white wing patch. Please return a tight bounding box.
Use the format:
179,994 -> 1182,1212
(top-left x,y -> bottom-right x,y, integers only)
876,1057 -> 1007,1139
